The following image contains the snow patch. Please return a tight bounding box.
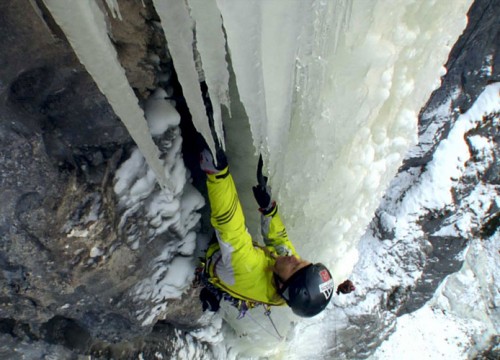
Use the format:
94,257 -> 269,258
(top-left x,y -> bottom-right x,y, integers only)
145,89 -> 181,136
367,83 -> 500,359
371,307 -> 479,359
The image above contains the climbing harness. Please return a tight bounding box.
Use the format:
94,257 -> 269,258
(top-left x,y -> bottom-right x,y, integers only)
195,262 -> 284,341
195,262 -> 263,317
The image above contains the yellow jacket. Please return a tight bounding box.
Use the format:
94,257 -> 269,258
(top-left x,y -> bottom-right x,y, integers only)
205,166 -> 298,306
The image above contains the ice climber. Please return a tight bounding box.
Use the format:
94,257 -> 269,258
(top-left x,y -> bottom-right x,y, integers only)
198,149 -> 355,318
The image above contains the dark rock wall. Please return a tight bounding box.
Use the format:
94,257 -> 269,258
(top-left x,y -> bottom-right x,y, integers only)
0,1 -> 207,358
0,0 -> 138,346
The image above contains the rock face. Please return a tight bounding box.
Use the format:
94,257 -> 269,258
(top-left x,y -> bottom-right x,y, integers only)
1,1 -> 208,358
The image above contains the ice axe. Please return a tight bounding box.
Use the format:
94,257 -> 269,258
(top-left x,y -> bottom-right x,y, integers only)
253,155 -> 272,211
256,155 -> 268,187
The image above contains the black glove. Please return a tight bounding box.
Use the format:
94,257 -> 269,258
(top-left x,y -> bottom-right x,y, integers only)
253,155 -> 274,212
252,185 -> 272,210
199,287 -> 221,312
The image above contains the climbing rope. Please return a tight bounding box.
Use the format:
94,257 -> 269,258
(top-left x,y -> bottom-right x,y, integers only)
334,308 -> 338,350
264,309 -> 284,341
246,310 -> 283,341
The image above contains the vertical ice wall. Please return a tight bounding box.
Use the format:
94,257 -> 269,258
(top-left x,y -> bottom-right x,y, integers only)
215,0 -> 269,155
261,0 -> 472,284
193,0 -> 471,357
280,1 -> 473,358
260,0 -> 304,175
43,0 -> 172,193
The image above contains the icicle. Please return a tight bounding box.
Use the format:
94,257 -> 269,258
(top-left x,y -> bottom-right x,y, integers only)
152,0 -> 218,156
213,0 -> 308,182
103,0 -> 122,20
187,0 -> 231,149
215,0 -> 268,156
43,0 -> 173,194
260,0 -> 306,183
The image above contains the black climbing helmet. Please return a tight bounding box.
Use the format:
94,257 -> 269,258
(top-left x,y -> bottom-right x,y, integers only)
279,263 -> 335,317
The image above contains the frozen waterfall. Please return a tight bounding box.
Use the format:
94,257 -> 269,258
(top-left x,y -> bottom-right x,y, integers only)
42,0 -> 475,358
174,0 -> 472,290
210,2 -> 472,356
43,0 -> 471,285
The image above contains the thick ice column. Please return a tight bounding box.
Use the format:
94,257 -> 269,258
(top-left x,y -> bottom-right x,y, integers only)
43,0 -> 172,192
214,0 -> 306,180
187,0 -> 230,149
277,0 -> 472,285
152,0 -> 218,155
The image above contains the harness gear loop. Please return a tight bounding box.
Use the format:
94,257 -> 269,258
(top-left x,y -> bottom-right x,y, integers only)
264,304 -> 272,316
237,300 -> 248,319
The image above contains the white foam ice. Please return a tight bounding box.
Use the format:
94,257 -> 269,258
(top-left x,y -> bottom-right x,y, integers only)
111,89 -> 205,326
146,89 -> 181,136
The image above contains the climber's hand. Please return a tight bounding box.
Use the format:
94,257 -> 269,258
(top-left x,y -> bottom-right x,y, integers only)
336,280 -> 355,295
252,184 -> 273,211
200,149 -> 227,174
253,155 -> 275,213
